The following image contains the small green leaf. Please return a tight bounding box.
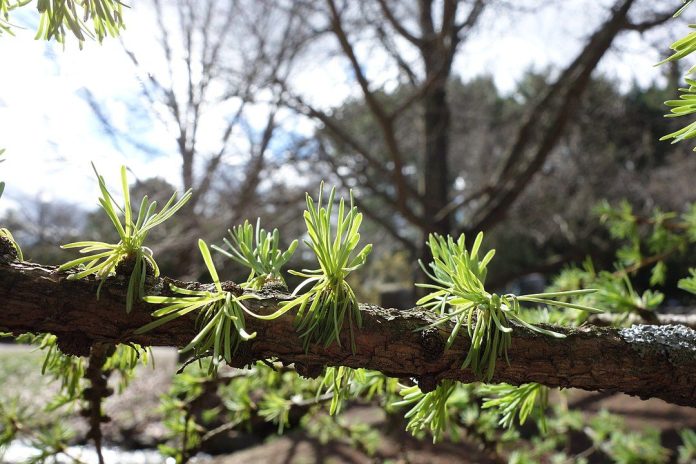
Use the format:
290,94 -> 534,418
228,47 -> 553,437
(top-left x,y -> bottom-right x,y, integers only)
59,163 -> 191,312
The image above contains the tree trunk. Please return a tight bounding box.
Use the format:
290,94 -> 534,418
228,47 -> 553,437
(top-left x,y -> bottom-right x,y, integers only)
418,80 -> 453,286
423,82 -> 452,238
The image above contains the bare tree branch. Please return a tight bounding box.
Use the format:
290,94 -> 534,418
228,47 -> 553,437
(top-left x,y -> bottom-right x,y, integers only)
371,16 -> 419,86
464,0 -> 645,233
325,0 -> 412,211
623,7 -> 679,33
317,139 -> 420,252
454,0 -> 486,36
283,91 -> 425,211
376,0 -> 423,47
316,137 -> 429,231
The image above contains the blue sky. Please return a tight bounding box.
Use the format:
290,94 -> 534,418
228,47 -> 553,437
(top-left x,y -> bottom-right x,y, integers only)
0,0 -> 677,213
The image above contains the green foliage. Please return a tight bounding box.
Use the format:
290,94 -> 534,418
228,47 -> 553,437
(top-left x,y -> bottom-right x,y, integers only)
9,334 -> 84,410
661,78 -> 696,147
158,365 -> 226,463
595,200 -> 691,270
678,267 -> 696,294
140,220 -> 298,372
258,392 -> 292,433
37,334 -> 85,405
212,218 -> 298,290
585,411 -> 669,464
0,226 -> 22,260
0,0 -> 23,35
550,260 -> 665,325
418,232 -> 601,381
0,357 -> 81,464
551,201 -> 696,319
0,333 -> 151,462
0,147 -> 4,197
0,401 -> 20,458
659,1 -> 696,149
685,203 -> 696,240
15,423 -> 76,464
660,17 -> 696,70
0,1 -> 692,458
480,401 -> 674,463
315,368 -> 400,420
405,232 -> 603,442
394,381 -> 457,443
678,429 -> 696,464
304,413 -> 381,456
138,240 -> 261,372
0,149 -> 23,260
13,333 -> 150,407
157,368 -> 208,462
103,343 -> 152,393
282,184 -> 372,352
156,362 -> 384,461
393,381 -> 500,445
0,0 -> 127,43
318,366 -> 361,415
503,405 -> 586,463
59,164 -> 192,313
1,165 -> 690,461
678,0 -> 695,16
481,383 -> 548,432
393,380 -> 552,445
136,221 -> 297,372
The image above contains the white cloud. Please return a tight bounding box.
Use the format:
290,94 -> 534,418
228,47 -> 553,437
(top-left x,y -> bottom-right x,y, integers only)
0,0 -> 672,215
0,5 -> 183,212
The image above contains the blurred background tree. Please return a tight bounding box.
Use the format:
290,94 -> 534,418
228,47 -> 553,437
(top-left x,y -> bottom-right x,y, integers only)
9,0 -> 694,300
0,0 -> 695,463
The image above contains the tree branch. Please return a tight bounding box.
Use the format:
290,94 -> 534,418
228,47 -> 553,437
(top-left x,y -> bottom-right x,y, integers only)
0,260 -> 694,407
465,0 -> 639,233
371,16 -> 418,87
282,92 -> 424,209
318,141 -> 419,254
623,8 -> 679,33
325,0 -> 411,211
454,0 -> 486,37
376,0 -> 423,47
316,137 -> 429,232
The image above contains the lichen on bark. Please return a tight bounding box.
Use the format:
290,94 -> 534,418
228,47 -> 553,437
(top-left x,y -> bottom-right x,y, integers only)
620,324 -> 696,366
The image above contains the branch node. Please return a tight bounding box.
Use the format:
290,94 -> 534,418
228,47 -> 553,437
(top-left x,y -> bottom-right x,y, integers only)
56,333 -> 93,357
0,236 -> 19,263
262,278 -> 289,293
220,281 -> 244,296
295,362 -> 324,379
416,374 -> 439,393
420,327 -> 445,361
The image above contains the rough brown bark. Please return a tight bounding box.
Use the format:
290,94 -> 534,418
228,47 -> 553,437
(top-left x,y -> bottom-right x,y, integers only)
0,260 -> 694,407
